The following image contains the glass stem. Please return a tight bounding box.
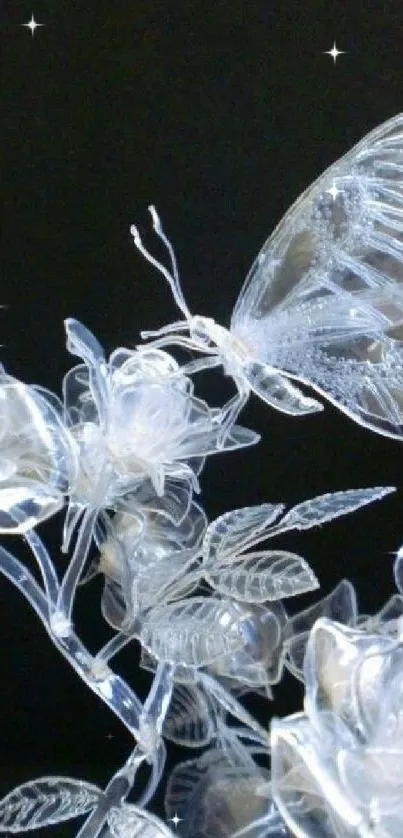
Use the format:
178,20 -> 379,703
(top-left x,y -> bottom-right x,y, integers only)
55,506 -> 98,625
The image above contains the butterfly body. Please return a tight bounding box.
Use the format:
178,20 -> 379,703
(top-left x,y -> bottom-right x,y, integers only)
188,315 -> 254,375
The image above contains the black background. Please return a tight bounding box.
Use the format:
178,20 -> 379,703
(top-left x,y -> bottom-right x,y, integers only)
2,1 -> 403,834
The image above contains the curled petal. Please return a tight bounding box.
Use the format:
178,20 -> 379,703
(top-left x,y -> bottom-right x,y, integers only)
0,375 -> 75,532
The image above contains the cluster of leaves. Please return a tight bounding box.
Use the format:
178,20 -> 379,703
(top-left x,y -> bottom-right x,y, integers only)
0,314 -> 395,838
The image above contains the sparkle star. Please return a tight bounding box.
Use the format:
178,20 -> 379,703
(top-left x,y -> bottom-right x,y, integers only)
21,14 -> 45,37
169,813 -> 183,829
324,42 -> 346,64
326,181 -> 341,200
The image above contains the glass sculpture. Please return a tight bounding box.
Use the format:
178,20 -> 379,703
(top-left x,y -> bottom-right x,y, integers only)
0,112 -> 402,838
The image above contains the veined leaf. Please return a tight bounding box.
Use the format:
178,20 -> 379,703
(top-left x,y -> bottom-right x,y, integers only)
205,551 -> 319,602
134,550 -> 200,611
276,486 -> 395,533
140,597 -> 246,667
0,776 -> 101,833
202,504 -> 285,565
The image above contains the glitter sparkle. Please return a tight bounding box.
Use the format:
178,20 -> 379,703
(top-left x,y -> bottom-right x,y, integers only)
324,42 -> 347,64
21,14 -> 45,37
169,813 -> 183,828
326,181 -> 342,200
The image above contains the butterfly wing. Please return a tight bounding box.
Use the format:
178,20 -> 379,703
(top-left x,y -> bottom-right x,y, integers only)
242,358 -> 323,415
231,114 -> 403,437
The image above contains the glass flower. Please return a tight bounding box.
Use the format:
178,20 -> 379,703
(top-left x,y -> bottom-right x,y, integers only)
165,739 -> 289,838
63,319 -> 258,546
271,617 -> 403,838
0,371 -> 75,533
91,486 -> 207,631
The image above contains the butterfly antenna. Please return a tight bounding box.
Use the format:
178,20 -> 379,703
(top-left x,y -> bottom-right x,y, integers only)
130,206 -> 192,321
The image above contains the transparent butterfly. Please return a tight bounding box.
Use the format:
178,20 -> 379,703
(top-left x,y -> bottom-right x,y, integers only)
131,113 -> 403,439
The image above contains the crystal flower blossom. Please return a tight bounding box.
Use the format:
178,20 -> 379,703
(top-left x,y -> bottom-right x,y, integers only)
63,319 -> 257,530
271,616 -> 403,838
92,488 -> 207,630
0,371 -> 75,533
